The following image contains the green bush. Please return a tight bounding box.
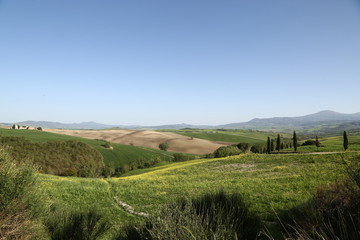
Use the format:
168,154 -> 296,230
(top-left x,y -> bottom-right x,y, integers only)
158,142 -> 169,151
301,140 -> 317,146
213,146 -> 241,158
102,141 -> 113,149
281,161 -> 360,240
122,190 -> 262,240
120,164 -> 131,174
129,157 -> 161,170
173,153 -> 195,162
45,207 -> 111,240
237,143 -> 251,153
102,166 -> 115,177
250,144 -> 266,154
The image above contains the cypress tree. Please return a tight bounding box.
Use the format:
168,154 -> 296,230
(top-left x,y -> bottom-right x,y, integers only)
267,137 -> 271,154
276,134 -> 281,152
293,130 -> 298,152
343,131 -> 348,151
315,136 -> 320,148
271,139 -> 274,152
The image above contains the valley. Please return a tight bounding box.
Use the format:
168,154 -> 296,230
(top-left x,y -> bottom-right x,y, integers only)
2,119 -> 360,239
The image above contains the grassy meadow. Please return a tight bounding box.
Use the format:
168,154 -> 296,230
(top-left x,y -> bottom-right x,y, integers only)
37,151 -> 360,238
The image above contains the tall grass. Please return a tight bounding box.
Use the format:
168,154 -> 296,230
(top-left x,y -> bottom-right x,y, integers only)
0,146 -> 40,239
281,157 -> 360,240
122,190 -> 262,240
45,207 -> 112,240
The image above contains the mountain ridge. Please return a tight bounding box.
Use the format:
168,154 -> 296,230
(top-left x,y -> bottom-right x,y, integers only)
2,110 -> 360,131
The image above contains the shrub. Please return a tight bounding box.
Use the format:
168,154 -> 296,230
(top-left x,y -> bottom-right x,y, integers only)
173,153 -> 195,162
102,166 -> 115,177
204,153 -> 214,158
129,157 -> 161,170
213,146 -> 241,158
237,143 -> 251,153
158,142 -> 169,151
281,161 -> 360,240
45,207 -> 111,240
102,142 -> 113,149
122,190 -> 262,240
62,167 -> 78,177
251,144 -> 266,154
120,164 -> 131,174
301,140 -> 317,146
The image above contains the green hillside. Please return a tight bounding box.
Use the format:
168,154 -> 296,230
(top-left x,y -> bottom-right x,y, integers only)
0,128 -> 179,169
161,129 -> 291,144
37,151 -> 359,238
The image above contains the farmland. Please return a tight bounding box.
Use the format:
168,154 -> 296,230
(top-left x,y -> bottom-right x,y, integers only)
0,128 -> 181,169
160,129 -> 291,144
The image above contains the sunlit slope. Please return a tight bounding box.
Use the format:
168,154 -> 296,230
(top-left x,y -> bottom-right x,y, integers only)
46,128 -> 226,154
39,152 -> 359,225
0,128 -> 176,168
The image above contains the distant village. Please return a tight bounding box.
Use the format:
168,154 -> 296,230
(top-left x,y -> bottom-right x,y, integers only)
11,124 -> 42,131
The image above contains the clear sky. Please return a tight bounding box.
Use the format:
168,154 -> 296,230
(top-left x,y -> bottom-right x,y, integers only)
1,0 -> 359,125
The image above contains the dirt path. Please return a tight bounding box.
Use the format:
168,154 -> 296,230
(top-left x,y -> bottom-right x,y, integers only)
114,196 -> 149,218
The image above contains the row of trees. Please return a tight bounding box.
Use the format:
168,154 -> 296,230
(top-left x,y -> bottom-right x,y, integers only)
265,130 -> 349,153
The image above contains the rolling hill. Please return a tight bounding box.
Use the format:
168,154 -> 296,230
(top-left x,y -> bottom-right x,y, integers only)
0,128 -> 182,170
218,110 -> 360,130
37,151 -> 360,238
45,128 -> 227,155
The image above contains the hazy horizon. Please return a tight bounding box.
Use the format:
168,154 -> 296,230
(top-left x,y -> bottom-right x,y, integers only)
1,1 -> 360,125
2,109 -> 359,127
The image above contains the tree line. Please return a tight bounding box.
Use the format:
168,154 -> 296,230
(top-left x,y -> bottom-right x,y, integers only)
211,130 -> 350,157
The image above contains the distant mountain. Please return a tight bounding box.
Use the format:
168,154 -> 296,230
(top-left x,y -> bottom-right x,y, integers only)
145,123 -> 212,130
4,110 -> 360,132
300,120 -> 360,137
218,111 -> 360,130
8,121 -> 212,130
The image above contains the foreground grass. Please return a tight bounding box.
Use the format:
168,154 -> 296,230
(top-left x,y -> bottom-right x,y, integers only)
38,152 -> 360,238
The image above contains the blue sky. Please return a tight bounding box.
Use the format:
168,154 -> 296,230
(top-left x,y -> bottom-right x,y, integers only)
1,0 -> 359,125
